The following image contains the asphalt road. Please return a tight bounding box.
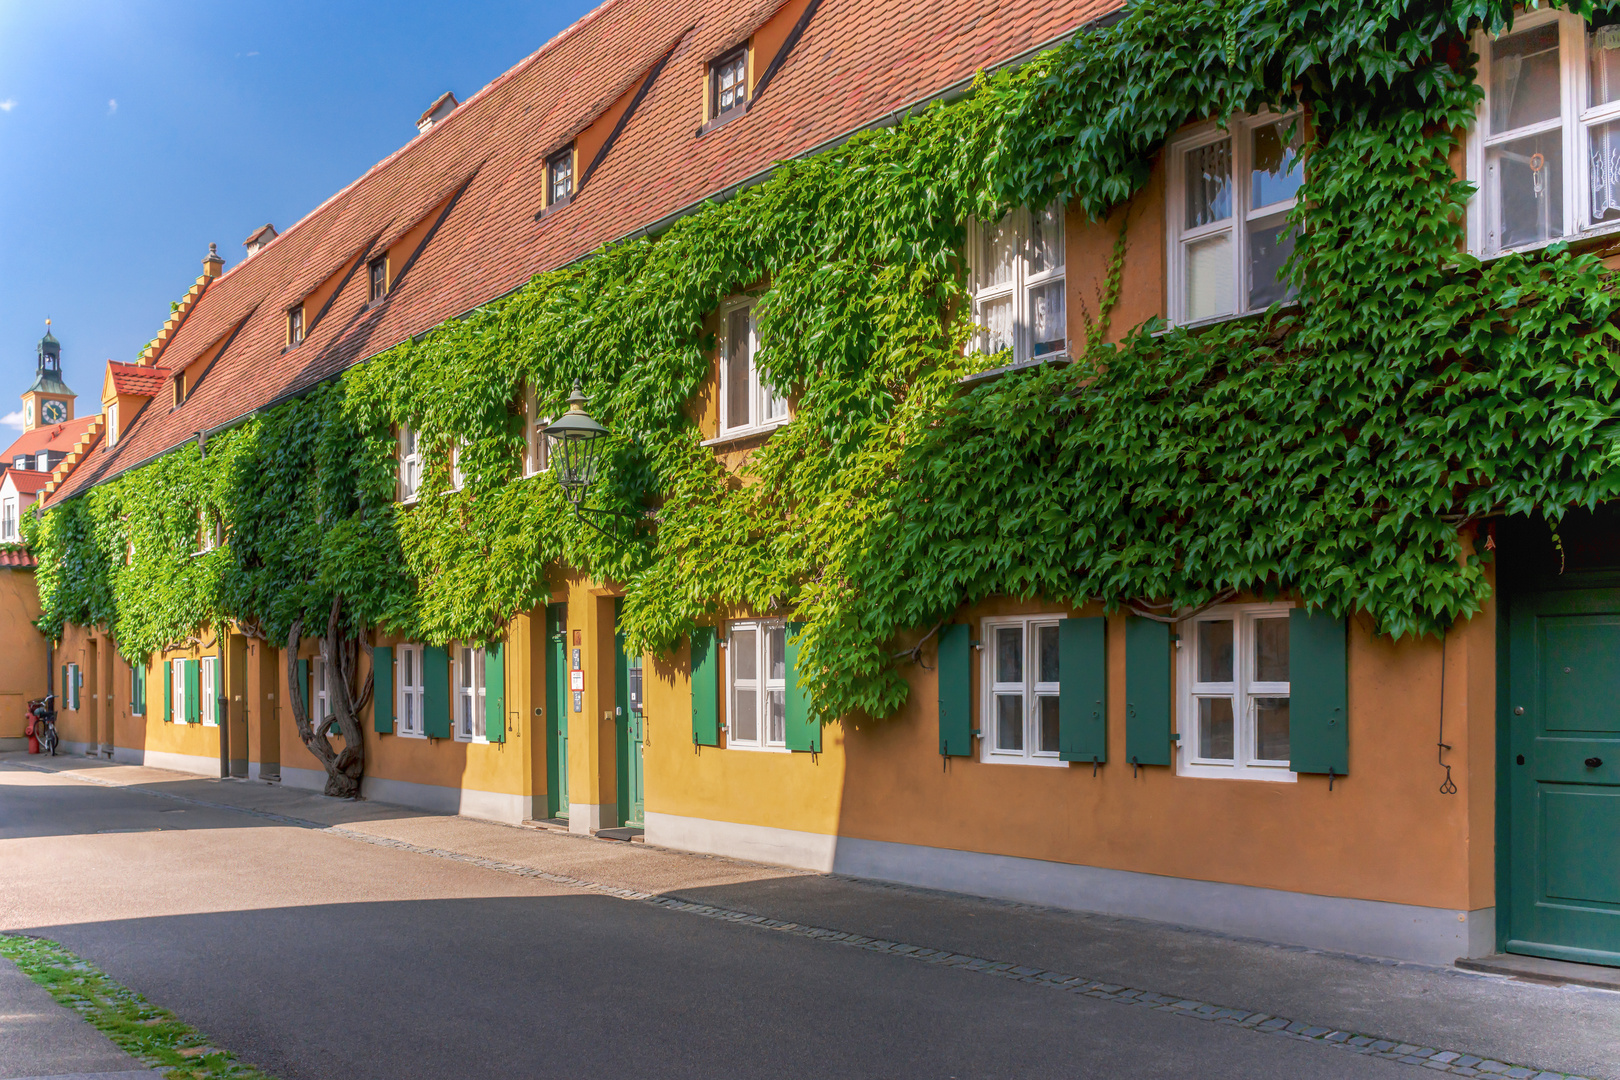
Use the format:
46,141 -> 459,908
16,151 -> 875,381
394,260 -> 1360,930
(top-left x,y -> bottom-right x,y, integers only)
0,765 -> 1424,1080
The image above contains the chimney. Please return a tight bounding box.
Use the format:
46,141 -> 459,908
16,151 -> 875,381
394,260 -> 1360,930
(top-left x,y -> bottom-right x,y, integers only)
202,242 -> 225,279
242,223 -> 278,258
417,91 -> 458,134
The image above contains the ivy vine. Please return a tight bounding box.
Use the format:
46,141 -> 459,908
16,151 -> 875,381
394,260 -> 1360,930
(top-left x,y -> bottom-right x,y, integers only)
29,0 -> 1620,729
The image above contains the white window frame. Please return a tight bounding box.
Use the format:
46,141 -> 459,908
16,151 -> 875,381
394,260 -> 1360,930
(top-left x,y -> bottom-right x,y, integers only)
1468,10 -> 1620,255
450,440 -> 466,492
717,299 -> 789,438
398,425 -> 422,503
396,644 -> 426,737
523,384 -> 551,476
725,618 -> 788,751
1165,112 -> 1303,326
978,614 -> 1066,767
106,402 -> 119,448
200,656 -> 219,727
1,496 -> 17,542
65,662 -> 79,711
170,661 -> 185,724
967,203 -> 1067,365
36,451 -> 48,471
1176,602 -> 1296,782
313,655 -> 331,732
454,644 -> 486,743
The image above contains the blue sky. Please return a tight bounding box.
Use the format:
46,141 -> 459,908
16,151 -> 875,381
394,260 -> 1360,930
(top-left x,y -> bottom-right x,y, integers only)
0,0 -> 598,433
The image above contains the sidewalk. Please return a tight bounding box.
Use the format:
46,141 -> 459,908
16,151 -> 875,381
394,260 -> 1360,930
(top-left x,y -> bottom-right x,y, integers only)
0,952 -> 161,1080
6,752 -> 1618,1080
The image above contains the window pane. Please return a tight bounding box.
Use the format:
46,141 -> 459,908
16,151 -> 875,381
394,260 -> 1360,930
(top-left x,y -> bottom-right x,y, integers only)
1251,120 -> 1303,209
1490,24 -> 1561,133
1037,625 -> 1059,684
1590,118 -> 1620,225
996,693 -> 1024,751
978,217 -> 1016,289
1037,695 -> 1060,754
1197,620 -> 1234,683
1198,697 -> 1235,759
1488,131 -> 1563,249
1253,617 -> 1289,683
726,308 -> 752,428
1184,138 -> 1232,228
768,690 -> 785,744
1028,280 -> 1066,356
1592,25 -> 1620,109
980,295 -> 1014,355
732,628 -> 757,681
733,689 -> 757,742
1029,203 -> 1064,274
1183,233 -> 1234,320
768,626 -> 785,682
995,627 -> 1023,683
1247,216 -> 1297,310
1255,697 -> 1290,760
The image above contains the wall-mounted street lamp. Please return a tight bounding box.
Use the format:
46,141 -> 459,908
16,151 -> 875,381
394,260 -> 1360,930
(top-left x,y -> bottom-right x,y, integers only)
544,380 -> 637,535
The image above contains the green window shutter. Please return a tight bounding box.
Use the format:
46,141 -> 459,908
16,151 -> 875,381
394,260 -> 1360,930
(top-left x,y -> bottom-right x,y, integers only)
783,622 -> 820,752
185,659 -> 200,723
1289,609 -> 1348,777
1059,617 -> 1107,763
690,627 -> 719,747
423,645 -> 451,739
938,622 -> 974,756
60,665 -> 66,707
373,646 -> 394,734
297,659 -> 310,728
484,642 -> 506,742
1124,617 -> 1172,767
74,666 -> 82,710
132,663 -> 144,716
163,661 -> 172,722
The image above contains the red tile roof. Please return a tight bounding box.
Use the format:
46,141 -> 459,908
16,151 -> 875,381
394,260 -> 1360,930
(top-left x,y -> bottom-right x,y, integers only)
52,0 -> 1117,505
107,362 -> 172,398
0,549 -> 38,569
2,417 -> 99,466
3,469 -> 51,496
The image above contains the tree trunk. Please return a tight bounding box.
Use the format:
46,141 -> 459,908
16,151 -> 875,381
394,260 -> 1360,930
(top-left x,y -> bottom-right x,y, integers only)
285,595 -> 374,798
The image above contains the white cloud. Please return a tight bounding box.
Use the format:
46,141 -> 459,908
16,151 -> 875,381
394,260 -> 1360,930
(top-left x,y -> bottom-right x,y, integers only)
107,98 -> 117,115
0,100 -> 16,113
1,410 -> 24,431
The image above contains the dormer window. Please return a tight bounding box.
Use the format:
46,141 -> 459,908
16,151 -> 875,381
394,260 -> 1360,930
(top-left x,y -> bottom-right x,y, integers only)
368,258 -> 388,304
13,456 -> 25,470
172,374 -> 186,409
106,403 -> 119,449
35,451 -> 48,471
288,305 -> 305,348
547,146 -> 574,207
710,46 -> 748,120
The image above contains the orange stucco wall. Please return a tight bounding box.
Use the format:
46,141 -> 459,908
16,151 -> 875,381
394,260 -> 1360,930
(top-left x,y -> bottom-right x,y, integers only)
0,567 -> 47,739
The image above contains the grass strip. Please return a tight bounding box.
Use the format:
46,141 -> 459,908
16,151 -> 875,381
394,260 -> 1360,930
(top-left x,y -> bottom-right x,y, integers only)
0,932 -> 281,1080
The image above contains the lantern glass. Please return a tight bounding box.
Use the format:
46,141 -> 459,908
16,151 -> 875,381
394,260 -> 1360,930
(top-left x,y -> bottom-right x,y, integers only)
543,382 -> 609,501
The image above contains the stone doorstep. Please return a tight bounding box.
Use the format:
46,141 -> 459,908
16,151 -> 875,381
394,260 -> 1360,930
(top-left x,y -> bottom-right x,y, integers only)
1455,954 -> 1620,992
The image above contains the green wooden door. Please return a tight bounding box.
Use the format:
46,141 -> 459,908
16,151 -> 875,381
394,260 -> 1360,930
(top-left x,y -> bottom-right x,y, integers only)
546,603 -> 569,820
1507,588 -> 1620,967
615,603 -> 645,827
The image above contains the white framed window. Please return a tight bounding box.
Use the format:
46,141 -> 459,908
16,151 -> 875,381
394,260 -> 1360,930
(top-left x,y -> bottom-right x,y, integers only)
454,644 -> 486,742
969,203 -> 1067,364
200,656 -> 219,727
65,662 -> 80,711
726,619 -> 786,750
36,451 -> 48,471
398,425 -> 422,503
1177,603 -> 1295,781
719,301 -> 789,436
979,615 -> 1065,766
170,661 -> 185,724
313,656 -> 331,732
396,644 -> 425,737
1166,114 -> 1302,324
195,509 -> 222,553
1469,11 -> 1620,255
1,496 -> 17,542
523,384 -> 550,476
450,441 -> 465,491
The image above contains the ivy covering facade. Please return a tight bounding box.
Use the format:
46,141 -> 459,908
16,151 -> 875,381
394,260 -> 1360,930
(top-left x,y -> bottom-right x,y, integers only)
28,0 -> 1620,726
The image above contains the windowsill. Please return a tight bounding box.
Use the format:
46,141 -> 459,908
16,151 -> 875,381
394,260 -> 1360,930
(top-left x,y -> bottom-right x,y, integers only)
959,353 -> 1070,388
702,418 -> 790,447
1160,300 -> 1300,336
726,741 -> 790,754
1177,756 -> 1298,783
453,735 -> 490,746
398,495 -> 419,507
396,728 -> 427,740
535,194 -> 573,222
698,103 -> 748,137
1473,219 -> 1620,262
522,466 -> 551,479
979,752 -> 1069,768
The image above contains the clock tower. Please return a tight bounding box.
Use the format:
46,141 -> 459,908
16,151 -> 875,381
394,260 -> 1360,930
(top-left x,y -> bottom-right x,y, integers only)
22,321 -> 75,433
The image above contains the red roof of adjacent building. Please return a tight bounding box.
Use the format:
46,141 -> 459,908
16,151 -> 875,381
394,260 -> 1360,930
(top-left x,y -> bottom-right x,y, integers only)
3,468 -> 51,496
51,0 -> 1116,505
2,417 -> 98,467
107,361 -> 172,398
0,549 -> 38,569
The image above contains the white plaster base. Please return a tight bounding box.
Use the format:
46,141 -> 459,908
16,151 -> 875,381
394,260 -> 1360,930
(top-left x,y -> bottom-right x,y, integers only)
106,746 -> 222,778
643,811 -> 1494,967
0,738 -> 28,752
569,802 -> 611,835
246,761 -> 281,783
279,766 -> 530,824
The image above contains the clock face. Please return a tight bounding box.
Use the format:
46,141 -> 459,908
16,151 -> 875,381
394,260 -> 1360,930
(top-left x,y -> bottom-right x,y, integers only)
41,399 -> 66,424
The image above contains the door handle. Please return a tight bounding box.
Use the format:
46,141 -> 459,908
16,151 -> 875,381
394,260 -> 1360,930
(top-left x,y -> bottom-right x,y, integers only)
1586,756 -> 1604,768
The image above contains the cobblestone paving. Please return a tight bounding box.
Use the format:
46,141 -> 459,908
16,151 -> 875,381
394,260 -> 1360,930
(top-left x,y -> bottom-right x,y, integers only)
10,761 -> 1602,1080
